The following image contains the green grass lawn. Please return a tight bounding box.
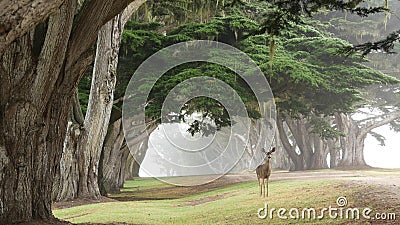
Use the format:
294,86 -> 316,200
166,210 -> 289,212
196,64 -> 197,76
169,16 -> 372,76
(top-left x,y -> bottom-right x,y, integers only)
54,178 -> 366,224
119,178 -> 174,192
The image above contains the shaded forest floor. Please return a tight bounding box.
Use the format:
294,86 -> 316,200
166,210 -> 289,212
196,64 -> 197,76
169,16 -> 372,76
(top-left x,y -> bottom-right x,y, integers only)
48,169 -> 400,225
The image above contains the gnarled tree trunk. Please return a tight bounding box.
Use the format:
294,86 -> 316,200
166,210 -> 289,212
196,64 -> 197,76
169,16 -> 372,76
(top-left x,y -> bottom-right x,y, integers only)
277,113 -> 332,170
309,134 -> 329,169
334,111 -> 400,168
335,113 -> 368,168
328,138 -> 340,168
277,114 -> 304,171
0,1 -> 77,222
52,92 -> 83,201
118,147 -> 130,188
76,16 -> 120,199
123,126 -> 155,179
53,0 -> 146,201
271,124 -> 293,170
0,0 -> 146,223
285,117 -> 314,169
0,0 -> 65,53
125,154 -> 140,179
232,118 -> 292,171
98,119 -> 126,195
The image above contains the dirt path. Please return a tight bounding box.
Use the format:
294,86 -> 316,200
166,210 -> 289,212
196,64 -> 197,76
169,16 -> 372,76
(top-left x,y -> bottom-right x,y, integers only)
345,173 -> 400,200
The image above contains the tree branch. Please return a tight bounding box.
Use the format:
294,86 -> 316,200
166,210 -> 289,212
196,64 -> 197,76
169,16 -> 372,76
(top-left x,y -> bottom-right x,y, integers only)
65,0 -> 116,71
72,89 -> 84,125
63,0 -> 147,92
277,114 -> 300,162
65,0 -> 146,71
360,111 -> 400,137
33,0 -> 76,109
0,0 -> 66,54
112,0 -> 147,26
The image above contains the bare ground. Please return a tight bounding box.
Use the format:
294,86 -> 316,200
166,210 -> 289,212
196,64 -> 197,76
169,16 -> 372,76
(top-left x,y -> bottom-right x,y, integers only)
52,196 -> 118,210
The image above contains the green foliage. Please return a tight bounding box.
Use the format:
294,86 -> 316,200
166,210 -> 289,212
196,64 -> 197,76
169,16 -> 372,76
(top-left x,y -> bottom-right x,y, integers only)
144,62 -> 260,135
169,15 -> 259,44
124,20 -> 163,31
369,131 -> 386,146
259,0 -> 387,36
77,1 -> 398,136
122,30 -> 163,58
240,20 -> 398,117
313,1 -> 400,140
77,73 -> 92,115
309,117 -> 345,139
133,0 -> 220,25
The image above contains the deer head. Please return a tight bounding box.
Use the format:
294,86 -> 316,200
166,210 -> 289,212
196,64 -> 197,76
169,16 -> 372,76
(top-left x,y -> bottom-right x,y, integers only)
261,147 -> 276,159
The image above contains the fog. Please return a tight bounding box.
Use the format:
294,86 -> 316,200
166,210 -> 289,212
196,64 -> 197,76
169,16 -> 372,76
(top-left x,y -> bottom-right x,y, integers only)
140,1 -> 400,177
140,113 -> 400,178
365,125 -> 400,168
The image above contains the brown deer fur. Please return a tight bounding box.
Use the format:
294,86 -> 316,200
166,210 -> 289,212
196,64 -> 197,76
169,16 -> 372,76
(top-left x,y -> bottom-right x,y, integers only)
256,147 -> 275,197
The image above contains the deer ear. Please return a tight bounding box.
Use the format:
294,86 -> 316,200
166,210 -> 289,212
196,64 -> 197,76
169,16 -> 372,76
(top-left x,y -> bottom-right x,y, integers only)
271,147 -> 276,152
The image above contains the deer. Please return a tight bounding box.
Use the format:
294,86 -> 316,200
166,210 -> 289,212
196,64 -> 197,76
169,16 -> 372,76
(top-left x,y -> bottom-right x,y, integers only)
256,147 -> 276,198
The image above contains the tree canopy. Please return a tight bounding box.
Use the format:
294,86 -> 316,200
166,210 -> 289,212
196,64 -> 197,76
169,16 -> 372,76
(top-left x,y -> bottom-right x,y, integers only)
88,3 -> 398,136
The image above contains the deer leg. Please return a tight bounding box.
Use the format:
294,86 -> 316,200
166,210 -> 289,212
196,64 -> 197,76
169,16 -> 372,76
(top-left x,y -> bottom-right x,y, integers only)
263,179 -> 266,198
266,178 -> 269,197
258,178 -> 262,197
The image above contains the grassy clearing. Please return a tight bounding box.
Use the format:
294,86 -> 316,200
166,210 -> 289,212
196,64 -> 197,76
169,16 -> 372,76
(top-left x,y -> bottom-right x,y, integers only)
119,178 -> 173,192
108,178 -> 174,200
54,178 -> 362,224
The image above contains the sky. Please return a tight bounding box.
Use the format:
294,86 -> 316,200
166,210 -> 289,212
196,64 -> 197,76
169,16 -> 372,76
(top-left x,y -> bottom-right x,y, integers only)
364,125 -> 400,168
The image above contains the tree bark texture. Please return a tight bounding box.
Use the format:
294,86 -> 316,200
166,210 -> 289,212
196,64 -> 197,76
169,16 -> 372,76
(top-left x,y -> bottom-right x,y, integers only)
335,111 -> 400,168
52,0 -> 146,201
98,119 -> 126,195
76,13 -> 122,199
277,113 -> 331,170
0,0 -> 146,223
277,115 -> 304,171
278,111 -> 400,171
309,134 -> 329,169
0,1 -> 76,222
124,154 -> 140,179
0,0 -> 66,53
272,124 -> 295,170
52,92 -> 83,201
